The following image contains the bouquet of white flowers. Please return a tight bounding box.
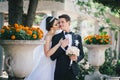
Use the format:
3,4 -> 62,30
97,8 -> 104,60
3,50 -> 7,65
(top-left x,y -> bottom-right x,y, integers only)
66,46 -> 80,66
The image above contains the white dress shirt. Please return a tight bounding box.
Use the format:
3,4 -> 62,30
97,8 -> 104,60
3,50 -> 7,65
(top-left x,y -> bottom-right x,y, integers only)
61,31 -> 72,51
65,33 -> 72,47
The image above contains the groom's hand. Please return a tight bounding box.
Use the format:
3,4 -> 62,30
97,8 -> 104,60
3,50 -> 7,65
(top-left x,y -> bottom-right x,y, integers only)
70,55 -> 77,62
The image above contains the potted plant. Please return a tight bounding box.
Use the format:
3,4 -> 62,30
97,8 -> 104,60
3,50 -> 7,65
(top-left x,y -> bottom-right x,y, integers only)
0,24 -> 44,78
0,23 -> 43,40
100,48 -> 120,80
83,30 -> 112,80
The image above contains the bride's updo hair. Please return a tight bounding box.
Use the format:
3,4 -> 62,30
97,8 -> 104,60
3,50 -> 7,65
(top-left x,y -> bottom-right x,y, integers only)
46,16 -> 57,31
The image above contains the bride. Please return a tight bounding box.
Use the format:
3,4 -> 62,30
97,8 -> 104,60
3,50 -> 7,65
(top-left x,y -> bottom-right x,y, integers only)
25,16 -> 62,80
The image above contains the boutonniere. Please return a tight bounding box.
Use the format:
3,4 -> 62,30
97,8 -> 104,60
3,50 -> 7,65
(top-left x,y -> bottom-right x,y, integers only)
75,40 -> 79,46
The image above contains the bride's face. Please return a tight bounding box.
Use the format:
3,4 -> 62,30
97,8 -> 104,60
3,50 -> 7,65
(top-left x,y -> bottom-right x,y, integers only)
52,20 -> 60,30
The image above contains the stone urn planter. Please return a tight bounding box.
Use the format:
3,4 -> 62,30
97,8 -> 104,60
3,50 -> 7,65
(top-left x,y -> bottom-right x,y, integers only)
0,40 -> 45,78
84,45 -> 111,80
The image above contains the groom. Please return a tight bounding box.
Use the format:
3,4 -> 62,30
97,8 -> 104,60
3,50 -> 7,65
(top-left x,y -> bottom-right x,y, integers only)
50,14 -> 84,80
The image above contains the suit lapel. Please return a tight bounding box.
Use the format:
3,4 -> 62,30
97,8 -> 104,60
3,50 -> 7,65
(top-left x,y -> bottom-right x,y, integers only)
61,31 -> 65,39
71,32 -> 76,46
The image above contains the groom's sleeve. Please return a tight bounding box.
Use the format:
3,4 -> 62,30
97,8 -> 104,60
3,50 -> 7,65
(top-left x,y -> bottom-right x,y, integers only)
77,35 -> 84,62
50,36 -> 65,61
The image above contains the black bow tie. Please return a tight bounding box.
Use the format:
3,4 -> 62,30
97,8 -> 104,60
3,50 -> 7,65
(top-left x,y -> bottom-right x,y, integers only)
65,32 -> 72,35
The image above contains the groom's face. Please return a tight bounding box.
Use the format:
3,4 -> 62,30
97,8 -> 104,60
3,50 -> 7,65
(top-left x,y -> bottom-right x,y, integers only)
59,18 -> 70,32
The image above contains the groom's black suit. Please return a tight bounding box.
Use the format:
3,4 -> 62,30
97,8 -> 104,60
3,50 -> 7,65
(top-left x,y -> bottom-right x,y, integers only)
50,31 -> 84,80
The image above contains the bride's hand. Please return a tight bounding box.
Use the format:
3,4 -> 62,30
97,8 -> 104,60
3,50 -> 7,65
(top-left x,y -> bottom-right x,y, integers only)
57,39 -> 62,46
60,39 -> 69,48
59,38 -> 63,43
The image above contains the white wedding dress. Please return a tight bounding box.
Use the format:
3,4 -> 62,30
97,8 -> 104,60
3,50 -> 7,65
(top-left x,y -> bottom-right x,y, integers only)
24,44 -> 56,80
24,17 -> 56,80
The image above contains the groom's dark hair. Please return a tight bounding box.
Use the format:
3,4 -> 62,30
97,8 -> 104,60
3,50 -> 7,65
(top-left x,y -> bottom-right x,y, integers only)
59,14 -> 71,22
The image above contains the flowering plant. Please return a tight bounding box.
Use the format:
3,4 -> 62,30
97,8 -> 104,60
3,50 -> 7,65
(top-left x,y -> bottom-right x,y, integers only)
66,46 -> 80,66
84,32 -> 111,45
0,23 -> 43,40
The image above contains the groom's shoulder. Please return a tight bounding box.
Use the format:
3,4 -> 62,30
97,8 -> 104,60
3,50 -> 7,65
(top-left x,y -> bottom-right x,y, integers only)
73,32 -> 80,36
54,31 -> 62,36
74,33 -> 82,39
53,32 -> 62,38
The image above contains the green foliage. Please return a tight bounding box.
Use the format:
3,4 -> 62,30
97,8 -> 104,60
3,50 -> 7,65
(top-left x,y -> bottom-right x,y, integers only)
93,0 -> 120,17
100,48 -> 120,76
76,0 -> 120,21
99,48 -> 115,75
77,0 -> 108,16
99,26 -> 105,32
77,46 -> 120,80
104,18 -> 111,24
99,25 -> 120,59
115,60 -> 120,76
77,52 -> 94,80
34,13 -> 46,25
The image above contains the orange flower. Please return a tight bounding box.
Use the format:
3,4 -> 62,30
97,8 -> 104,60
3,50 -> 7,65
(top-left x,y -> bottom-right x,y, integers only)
100,40 -> 103,43
19,25 -> 23,29
16,29 -> 21,32
89,40 -> 92,42
38,33 -> 43,39
24,26 -> 29,30
31,27 -> 37,31
0,29 -> 5,33
11,35 -> 16,40
14,23 -> 19,28
27,30 -> 32,35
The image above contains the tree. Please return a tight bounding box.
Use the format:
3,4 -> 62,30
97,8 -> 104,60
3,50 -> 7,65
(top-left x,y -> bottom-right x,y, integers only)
93,0 -> 120,16
8,0 -> 38,27
8,0 -> 23,25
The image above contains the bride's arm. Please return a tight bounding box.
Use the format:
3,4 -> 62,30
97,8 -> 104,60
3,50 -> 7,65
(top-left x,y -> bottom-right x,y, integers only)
44,36 -> 61,57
